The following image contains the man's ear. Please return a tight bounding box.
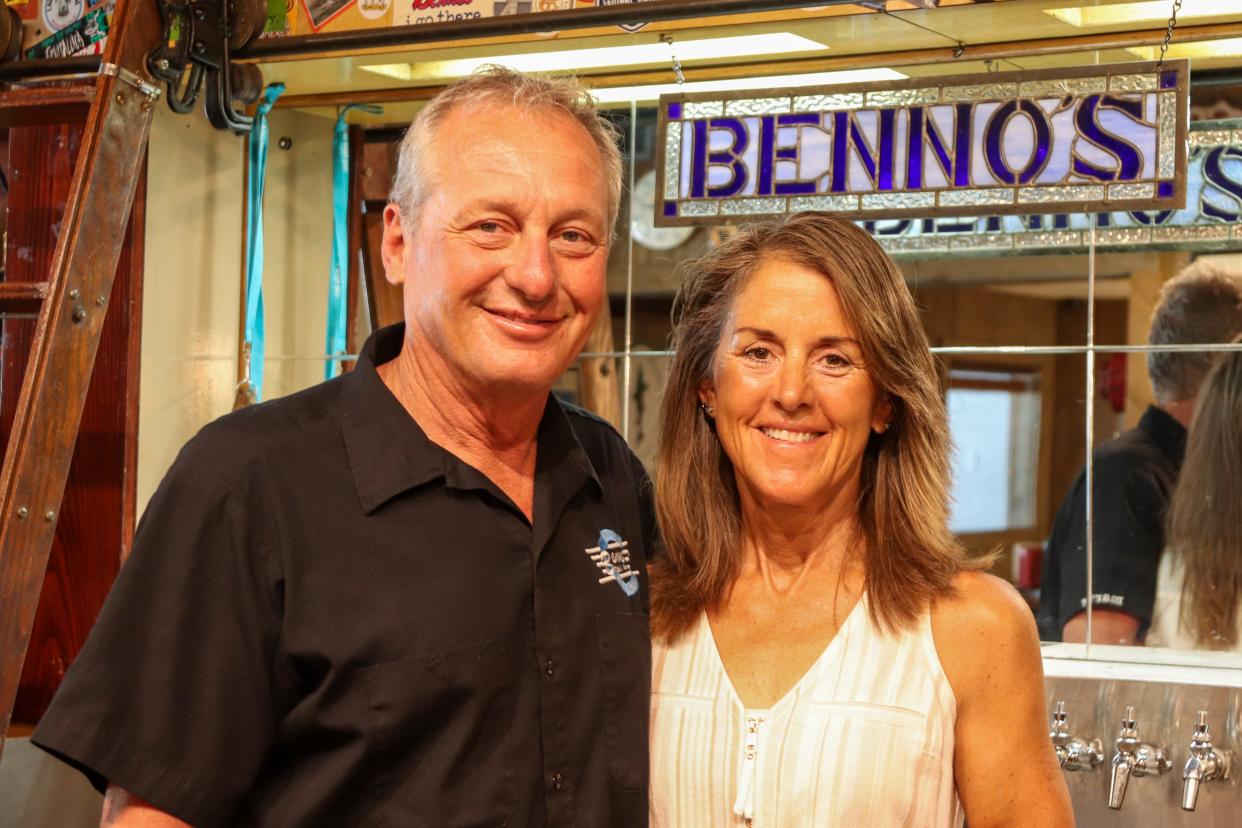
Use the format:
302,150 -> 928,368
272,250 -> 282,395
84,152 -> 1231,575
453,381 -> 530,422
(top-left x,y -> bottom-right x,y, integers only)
380,203 -> 409,288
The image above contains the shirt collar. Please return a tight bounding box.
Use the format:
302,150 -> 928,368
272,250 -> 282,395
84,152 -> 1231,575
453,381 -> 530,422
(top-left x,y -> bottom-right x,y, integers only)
1137,404 -> 1188,468
341,323 -> 601,514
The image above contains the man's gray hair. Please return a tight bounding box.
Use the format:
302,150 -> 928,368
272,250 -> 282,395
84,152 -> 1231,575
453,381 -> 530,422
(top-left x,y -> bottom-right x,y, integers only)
390,66 -> 624,238
1147,258 -> 1242,404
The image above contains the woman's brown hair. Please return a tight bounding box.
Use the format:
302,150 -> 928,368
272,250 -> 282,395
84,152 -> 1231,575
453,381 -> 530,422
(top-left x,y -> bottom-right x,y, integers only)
1166,337 -> 1242,648
650,212 -> 986,642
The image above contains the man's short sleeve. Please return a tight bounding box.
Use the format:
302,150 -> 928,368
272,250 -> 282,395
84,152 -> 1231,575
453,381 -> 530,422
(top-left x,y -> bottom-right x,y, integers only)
1087,453 -> 1167,635
1041,449 -> 1168,639
32,442 -> 294,827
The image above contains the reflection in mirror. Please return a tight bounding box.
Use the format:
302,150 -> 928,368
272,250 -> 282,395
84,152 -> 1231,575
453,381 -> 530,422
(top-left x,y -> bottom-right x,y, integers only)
1065,258 -> 1242,657
1148,341 -> 1242,655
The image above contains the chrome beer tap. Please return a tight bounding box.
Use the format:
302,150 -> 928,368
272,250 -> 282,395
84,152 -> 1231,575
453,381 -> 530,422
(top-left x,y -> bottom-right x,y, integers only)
1109,706 -> 1170,810
1050,701 -> 1103,771
1182,711 -> 1233,811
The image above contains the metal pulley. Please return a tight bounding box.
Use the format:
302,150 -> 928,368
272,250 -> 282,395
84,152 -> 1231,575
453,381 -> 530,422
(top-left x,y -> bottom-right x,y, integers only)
0,6 -> 23,64
145,0 -> 267,132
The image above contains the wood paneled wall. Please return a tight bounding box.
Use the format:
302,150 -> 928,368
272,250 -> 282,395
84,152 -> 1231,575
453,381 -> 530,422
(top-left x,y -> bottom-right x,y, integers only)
2,118 -> 143,725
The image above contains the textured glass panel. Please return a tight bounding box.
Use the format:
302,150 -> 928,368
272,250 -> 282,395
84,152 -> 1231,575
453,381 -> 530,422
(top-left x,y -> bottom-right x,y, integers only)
1017,185 -> 1106,204
1152,225 -> 1230,243
663,122 -> 681,200
1019,76 -> 1107,97
860,192 -> 935,210
1234,130 -> 1242,146
878,236 -> 947,251
1158,91 -> 1177,179
1109,73 -> 1158,93
1014,231 -> 1082,248
949,234 -> 1015,250
789,194 -> 859,212
683,101 -> 724,119
724,97 -> 792,116
1096,228 -> 1152,246
865,88 -> 939,107
720,197 -> 787,215
941,82 -> 1017,103
1107,182 -> 1154,200
1188,130 -> 1229,148
938,188 -> 1015,207
793,93 -> 863,112
679,201 -> 719,217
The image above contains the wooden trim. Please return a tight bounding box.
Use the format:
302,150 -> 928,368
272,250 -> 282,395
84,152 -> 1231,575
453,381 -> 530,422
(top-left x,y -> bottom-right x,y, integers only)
0,283 -> 49,315
121,160 -> 147,562
344,123 -> 366,364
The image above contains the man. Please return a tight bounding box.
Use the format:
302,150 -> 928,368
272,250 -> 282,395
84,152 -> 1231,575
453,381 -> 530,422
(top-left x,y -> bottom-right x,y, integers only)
33,68 -> 656,826
1038,260 -> 1242,645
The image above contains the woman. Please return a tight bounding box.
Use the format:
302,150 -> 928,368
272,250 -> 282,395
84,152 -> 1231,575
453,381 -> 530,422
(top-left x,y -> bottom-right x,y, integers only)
649,213 -> 1072,827
1149,340 -> 1242,651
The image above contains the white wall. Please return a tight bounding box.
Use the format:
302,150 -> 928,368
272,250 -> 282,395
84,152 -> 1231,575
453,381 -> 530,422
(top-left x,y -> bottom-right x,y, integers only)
138,105 -> 335,513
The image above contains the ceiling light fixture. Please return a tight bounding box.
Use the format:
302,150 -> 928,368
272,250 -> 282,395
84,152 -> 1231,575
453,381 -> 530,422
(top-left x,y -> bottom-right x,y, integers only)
588,68 -> 907,105
359,33 -> 828,83
1046,1 -> 1234,28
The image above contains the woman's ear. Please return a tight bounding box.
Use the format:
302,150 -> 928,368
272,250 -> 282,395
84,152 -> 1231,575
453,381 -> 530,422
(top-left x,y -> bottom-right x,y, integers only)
872,394 -> 894,434
698,380 -> 716,412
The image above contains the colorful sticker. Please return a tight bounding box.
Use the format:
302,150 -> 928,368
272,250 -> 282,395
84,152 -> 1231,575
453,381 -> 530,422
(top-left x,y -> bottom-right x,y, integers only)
399,0 -> 490,26
356,0 -> 387,20
41,0 -> 83,31
302,0 -> 352,30
26,2 -> 104,57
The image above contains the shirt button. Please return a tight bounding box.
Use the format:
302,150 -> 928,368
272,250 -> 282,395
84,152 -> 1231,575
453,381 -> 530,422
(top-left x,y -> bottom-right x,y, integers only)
545,659 -> 556,677
551,772 -> 564,792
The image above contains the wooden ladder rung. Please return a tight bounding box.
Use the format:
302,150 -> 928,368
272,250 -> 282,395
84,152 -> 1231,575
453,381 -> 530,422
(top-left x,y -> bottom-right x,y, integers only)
0,282 -> 50,315
0,84 -> 96,128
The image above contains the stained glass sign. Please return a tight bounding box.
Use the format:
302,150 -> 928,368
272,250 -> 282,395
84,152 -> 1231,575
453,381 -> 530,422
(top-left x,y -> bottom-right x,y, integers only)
654,61 -> 1190,226
866,125 -> 1242,258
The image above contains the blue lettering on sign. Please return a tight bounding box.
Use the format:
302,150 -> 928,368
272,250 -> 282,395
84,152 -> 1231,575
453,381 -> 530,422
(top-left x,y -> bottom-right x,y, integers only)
854,132 -> 1242,254
664,65 -> 1190,222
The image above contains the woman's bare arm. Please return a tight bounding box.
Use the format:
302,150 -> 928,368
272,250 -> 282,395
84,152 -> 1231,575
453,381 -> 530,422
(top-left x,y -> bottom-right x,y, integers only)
932,572 -> 1074,828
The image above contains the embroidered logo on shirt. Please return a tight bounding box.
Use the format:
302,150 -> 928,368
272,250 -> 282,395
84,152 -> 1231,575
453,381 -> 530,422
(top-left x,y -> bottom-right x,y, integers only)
586,529 -> 640,597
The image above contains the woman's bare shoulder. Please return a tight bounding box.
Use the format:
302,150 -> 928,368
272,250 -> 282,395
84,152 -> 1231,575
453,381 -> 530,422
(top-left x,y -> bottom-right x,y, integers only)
929,571 -> 1043,705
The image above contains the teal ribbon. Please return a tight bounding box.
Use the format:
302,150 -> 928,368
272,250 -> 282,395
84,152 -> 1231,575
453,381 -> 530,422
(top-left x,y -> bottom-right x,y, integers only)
327,104 -> 382,379
244,82 -> 286,401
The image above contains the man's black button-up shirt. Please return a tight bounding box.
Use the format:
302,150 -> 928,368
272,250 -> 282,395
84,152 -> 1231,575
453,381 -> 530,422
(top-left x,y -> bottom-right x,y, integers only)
34,323 -> 656,827
1037,404 -> 1186,641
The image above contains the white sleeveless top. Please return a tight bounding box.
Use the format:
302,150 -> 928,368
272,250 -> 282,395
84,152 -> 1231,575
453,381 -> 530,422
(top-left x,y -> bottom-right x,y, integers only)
650,594 -> 963,827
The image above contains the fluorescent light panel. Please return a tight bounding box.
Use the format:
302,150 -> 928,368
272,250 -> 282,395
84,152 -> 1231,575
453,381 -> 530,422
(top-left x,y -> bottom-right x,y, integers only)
1046,1 -> 1237,28
589,68 -> 907,104
360,33 -> 827,83
1126,36 -> 1242,60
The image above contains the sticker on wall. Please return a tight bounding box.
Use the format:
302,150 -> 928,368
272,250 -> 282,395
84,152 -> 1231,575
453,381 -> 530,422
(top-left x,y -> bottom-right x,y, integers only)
302,0 -> 361,30
399,0 -> 490,26
25,1 -> 105,57
494,0 -> 530,13
356,0 -> 387,19
41,0 -> 83,31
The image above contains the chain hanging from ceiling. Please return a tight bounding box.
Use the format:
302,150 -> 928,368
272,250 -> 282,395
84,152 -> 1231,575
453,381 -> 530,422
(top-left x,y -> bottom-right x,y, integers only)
1158,0 -> 1183,68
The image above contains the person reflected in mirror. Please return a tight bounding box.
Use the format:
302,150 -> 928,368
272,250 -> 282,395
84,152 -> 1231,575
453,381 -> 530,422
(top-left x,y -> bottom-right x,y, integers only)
1039,261 -> 1242,645
648,213 -> 1072,827
1149,338 -> 1242,651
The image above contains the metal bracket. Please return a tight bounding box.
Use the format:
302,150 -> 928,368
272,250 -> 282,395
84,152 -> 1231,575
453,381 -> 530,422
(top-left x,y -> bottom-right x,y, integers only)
99,62 -> 163,100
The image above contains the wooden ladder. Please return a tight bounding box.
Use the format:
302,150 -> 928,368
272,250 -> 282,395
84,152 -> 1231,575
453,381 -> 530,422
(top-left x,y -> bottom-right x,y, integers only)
0,0 -> 160,758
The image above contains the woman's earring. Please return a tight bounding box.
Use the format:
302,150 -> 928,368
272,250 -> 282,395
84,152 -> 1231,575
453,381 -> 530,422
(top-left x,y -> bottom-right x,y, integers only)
700,402 -> 715,418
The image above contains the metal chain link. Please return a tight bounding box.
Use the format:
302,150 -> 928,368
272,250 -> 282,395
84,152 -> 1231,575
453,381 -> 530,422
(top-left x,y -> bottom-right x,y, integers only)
1158,0 -> 1183,68
659,34 -> 686,85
